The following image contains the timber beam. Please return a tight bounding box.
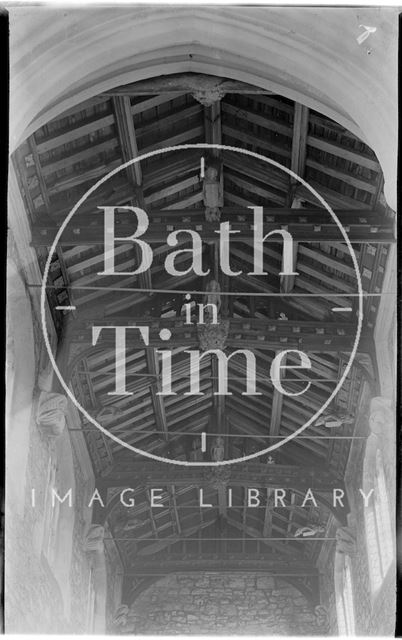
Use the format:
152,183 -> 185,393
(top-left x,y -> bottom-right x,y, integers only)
268,351 -> 286,438
147,349 -> 168,440
65,316 -> 371,354
112,96 -> 143,191
112,95 -> 152,292
124,555 -> 319,576
96,462 -> 344,491
31,208 -> 395,246
97,463 -> 350,525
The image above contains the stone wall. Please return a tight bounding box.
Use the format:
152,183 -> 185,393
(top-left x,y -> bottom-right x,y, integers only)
128,573 -> 317,635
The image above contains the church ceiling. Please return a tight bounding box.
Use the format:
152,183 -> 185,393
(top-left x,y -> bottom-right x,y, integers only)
13,72 -> 394,597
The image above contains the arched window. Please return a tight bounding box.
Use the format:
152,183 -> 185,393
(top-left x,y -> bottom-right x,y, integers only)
335,553 -> 355,635
364,448 -> 394,592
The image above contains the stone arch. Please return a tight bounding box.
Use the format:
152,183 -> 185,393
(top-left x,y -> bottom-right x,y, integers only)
10,7 -> 397,207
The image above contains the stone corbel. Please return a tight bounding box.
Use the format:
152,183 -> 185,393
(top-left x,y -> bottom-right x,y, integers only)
112,604 -> 130,629
335,526 -> 356,556
314,605 -> 330,633
369,396 -> 393,436
191,87 -> 226,107
83,524 -> 105,553
36,390 -> 68,437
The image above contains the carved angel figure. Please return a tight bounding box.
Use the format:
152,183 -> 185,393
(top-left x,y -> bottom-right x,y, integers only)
294,524 -> 326,538
95,404 -> 123,423
189,437 -> 204,462
315,411 -> 354,429
211,436 -> 225,462
203,165 -> 222,222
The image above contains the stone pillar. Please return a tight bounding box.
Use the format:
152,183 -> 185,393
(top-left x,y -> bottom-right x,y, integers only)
7,163 -> 59,515
373,244 -> 396,401
6,254 -> 36,516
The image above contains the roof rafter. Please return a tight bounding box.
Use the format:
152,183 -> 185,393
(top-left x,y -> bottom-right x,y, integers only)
112,94 -> 153,298
128,554 -> 318,576
32,208 -> 395,245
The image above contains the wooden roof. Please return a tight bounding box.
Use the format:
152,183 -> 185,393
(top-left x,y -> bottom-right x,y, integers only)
13,72 -> 394,607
